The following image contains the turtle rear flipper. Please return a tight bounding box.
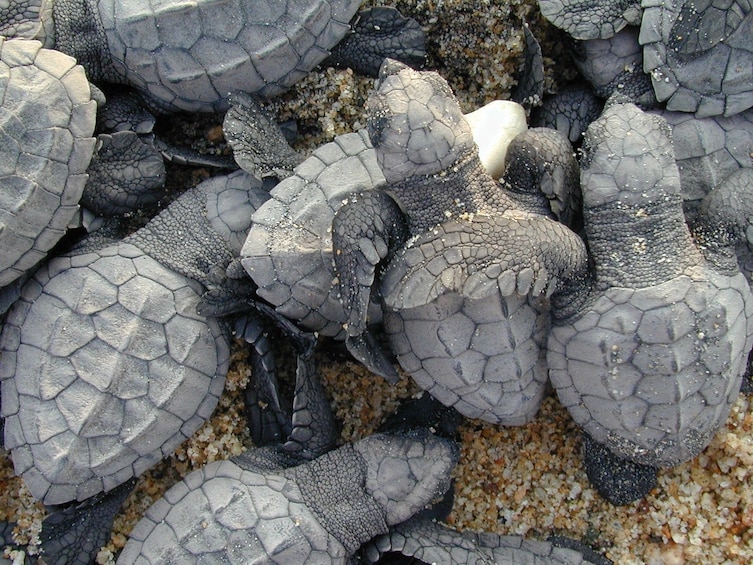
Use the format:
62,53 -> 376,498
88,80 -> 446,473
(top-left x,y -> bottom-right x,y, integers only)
82,130 -> 166,216
38,479 -> 137,565
325,6 -> 426,76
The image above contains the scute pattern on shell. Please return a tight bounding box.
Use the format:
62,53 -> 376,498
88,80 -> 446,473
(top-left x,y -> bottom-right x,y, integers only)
549,269 -> 753,466
640,0 -> 753,117
118,458 -> 348,563
0,37 -> 97,287
384,291 -> 549,425
0,242 -> 229,505
100,0 -> 363,112
242,129 -> 386,338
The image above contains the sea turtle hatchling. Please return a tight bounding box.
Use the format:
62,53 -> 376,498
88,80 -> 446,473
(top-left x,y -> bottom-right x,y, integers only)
117,338 -> 458,565
537,0 -> 753,117
0,37 -> 165,297
241,94 -> 528,340
547,95 -> 753,503
329,61 -> 587,425
0,0 -> 425,113
0,168 -> 270,506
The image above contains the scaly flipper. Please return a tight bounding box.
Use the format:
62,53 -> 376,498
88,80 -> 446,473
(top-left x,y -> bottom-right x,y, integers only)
332,190 -> 410,380
381,213 -> 589,310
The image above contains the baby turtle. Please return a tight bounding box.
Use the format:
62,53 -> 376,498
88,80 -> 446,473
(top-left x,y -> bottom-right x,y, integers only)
0,37 -> 165,297
1,0 -> 424,113
538,0 -> 753,117
0,169 -> 269,505
547,95 -> 753,503
0,37 -> 96,290
362,515 -> 612,565
330,61 -> 586,424
241,95 -> 528,340
118,340 -> 458,564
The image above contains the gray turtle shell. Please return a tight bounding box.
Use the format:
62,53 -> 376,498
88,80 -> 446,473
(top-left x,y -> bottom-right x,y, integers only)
0,242 -> 229,505
241,105 -> 524,339
100,0 -> 362,112
0,37 -> 97,288
640,0 -> 753,117
242,129 -> 385,339
548,99 -> 753,467
383,291 -> 550,425
651,107 -> 753,204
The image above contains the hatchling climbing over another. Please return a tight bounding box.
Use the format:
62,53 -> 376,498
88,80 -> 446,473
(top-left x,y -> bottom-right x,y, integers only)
547,95 -> 753,504
331,60 -> 588,425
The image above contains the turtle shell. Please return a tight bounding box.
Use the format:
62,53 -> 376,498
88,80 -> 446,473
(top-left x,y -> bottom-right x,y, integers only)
241,129 -> 386,338
548,267 -> 753,467
383,291 -> 549,425
639,0 -> 753,117
0,242 -> 229,504
651,107 -> 753,205
0,37 -> 97,288
100,0 -> 362,112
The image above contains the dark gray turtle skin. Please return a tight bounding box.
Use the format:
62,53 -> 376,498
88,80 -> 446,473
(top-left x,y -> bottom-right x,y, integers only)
330,61 -> 586,424
640,0 -> 753,117
531,83 -> 604,144
361,516 -> 612,565
538,0 -> 642,40
0,169 -> 269,505
0,37 -> 97,289
241,99 -> 526,340
547,98 -> 753,491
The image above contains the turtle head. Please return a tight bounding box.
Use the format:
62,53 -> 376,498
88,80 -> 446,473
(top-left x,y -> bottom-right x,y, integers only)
580,94 -> 681,209
367,59 -> 476,184
0,0 -> 54,45
354,430 -> 458,526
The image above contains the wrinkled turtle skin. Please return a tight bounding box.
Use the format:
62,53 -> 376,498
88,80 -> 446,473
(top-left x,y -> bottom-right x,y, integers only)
330,61 -> 587,425
0,170 -> 269,505
0,37 -> 97,289
118,431 -> 456,564
547,97 -> 753,497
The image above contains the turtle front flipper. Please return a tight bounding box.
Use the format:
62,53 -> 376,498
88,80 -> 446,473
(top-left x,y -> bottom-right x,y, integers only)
325,6 -> 426,76
360,514 -> 613,565
380,213 -> 588,424
382,214 -> 588,310
223,91 -> 303,179
332,189 -> 410,381
82,130 -> 166,216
